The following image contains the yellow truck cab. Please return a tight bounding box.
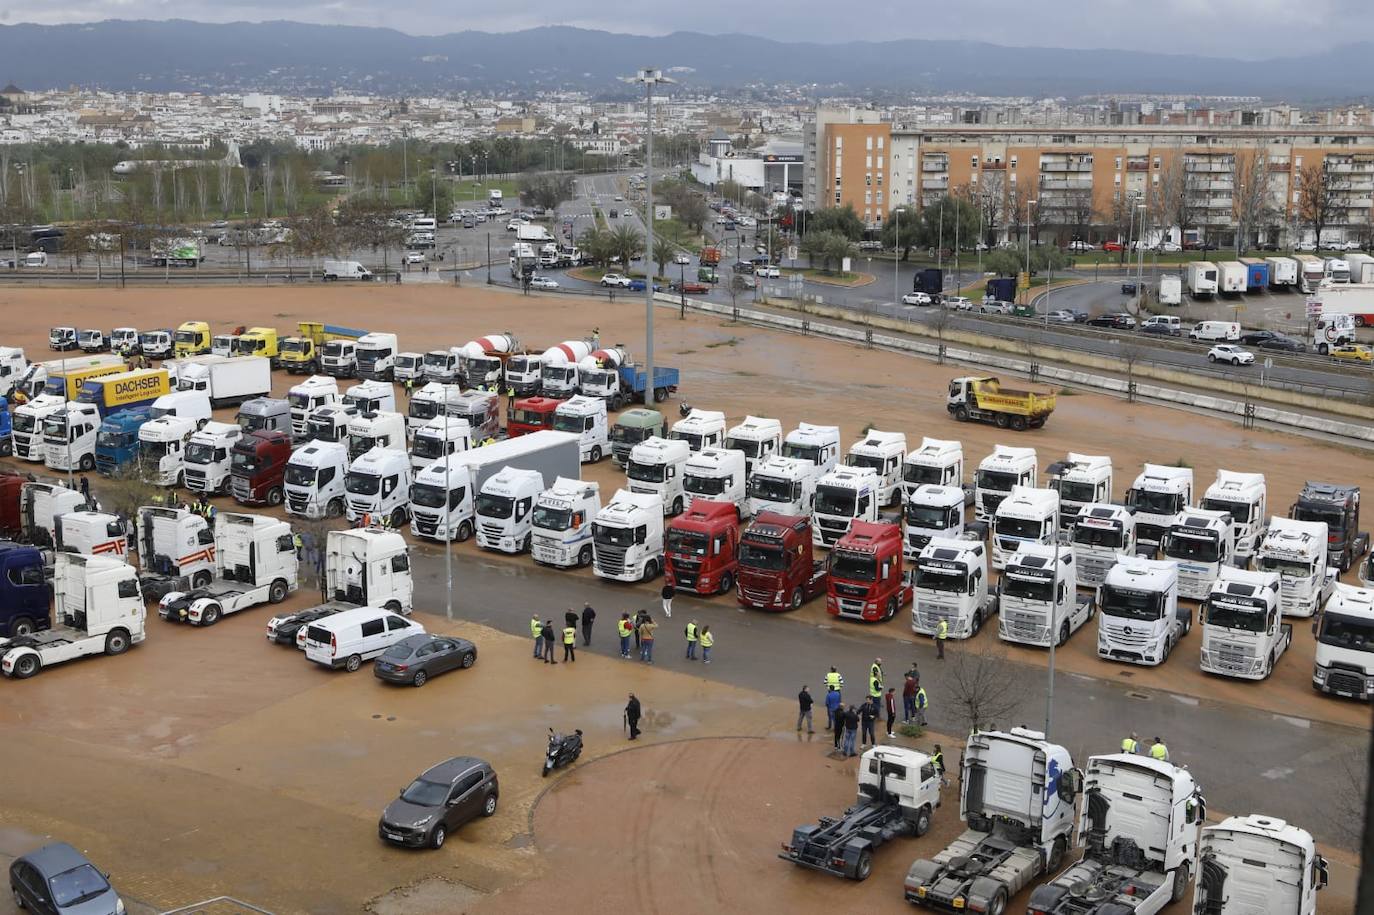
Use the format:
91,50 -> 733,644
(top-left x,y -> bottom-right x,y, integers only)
174,321 -> 212,357
279,321 -> 367,374
235,327 -> 280,366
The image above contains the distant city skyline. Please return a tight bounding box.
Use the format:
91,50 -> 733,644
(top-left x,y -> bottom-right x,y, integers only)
0,3 -> 1363,60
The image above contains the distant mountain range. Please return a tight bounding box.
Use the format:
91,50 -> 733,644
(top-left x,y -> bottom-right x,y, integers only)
0,20 -> 1371,99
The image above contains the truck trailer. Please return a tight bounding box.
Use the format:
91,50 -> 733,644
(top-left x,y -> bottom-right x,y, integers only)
947,376 -> 1055,431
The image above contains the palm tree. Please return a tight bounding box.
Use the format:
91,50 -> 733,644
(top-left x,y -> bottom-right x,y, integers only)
610,224 -> 643,271
578,226 -> 613,269
652,236 -> 674,279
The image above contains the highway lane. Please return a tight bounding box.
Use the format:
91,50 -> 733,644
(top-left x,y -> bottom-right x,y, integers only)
406,543 -> 1366,850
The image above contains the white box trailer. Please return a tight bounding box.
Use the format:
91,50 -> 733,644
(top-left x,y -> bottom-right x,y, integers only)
178,354 -> 271,408
1264,256 -> 1298,288
1187,261 -> 1218,297
1216,261 -> 1247,293
1158,274 -> 1182,306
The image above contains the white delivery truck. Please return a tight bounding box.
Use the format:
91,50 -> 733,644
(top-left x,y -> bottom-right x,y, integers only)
724,415 -> 782,476
421,350 -> 461,385
592,489 -> 666,583
812,466 -> 880,548
55,510 -> 128,558
1126,464 -> 1194,549
903,484 -> 979,560
288,375 -> 341,440
844,430 -> 907,507
1188,320 -> 1240,343
1029,754 -> 1204,915
322,259 -> 372,281
1216,260 -> 1247,293
138,414 -> 199,486
1201,470 -> 1266,562
1098,556 -> 1188,667
1200,567 -> 1288,679
1071,504 -> 1138,587
626,436 -> 693,516
0,553 -> 145,678
904,728 -> 1081,914
344,447 -> 413,528
1157,274 -> 1182,305
999,543 -> 1096,647
910,537 -> 993,639
475,466 -> 545,554
1046,453 -> 1112,532
149,389 -> 210,423
531,478 -> 601,569
182,421 -> 243,495
901,437 -> 965,503
42,401 -> 102,473
320,338 -> 360,379
19,481 -> 87,548
342,379 -> 397,415
1256,517 -> 1334,618
354,332 -> 401,381
1161,507 -> 1235,600
681,448 -> 749,519
1264,255 -> 1298,289
669,408 -> 726,452
134,506 -> 216,598
974,445 -> 1037,523
178,355 -> 271,408
781,422 -> 842,476
1187,261 -> 1218,297
346,411 -> 405,464
1311,583 -> 1374,699
747,455 -> 820,517
1192,815 -> 1327,915
408,431 -> 580,543
552,395 -> 610,463
285,441 -> 350,520
156,513 -> 297,626
392,352 -> 424,385
990,485 -> 1060,570
409,416 -> 472,473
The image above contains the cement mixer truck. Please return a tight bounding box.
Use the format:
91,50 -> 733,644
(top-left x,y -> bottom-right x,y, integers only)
578,346 -> 630,407
457,333 -> 519,391
541,339 -> 594,399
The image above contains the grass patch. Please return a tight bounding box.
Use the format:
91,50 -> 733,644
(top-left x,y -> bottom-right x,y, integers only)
704,337 -> 741,349
897,723 -> 925,739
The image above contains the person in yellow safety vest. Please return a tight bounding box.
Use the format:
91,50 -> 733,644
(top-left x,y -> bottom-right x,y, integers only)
505,387 -> 515,398
293,532 -> 303,558
1149,737 -> 1169,762
685,620 -> 699,660
699,626 -> 714,663
531,614 -> 544,659
824,667 -> 843,692
561,623 -> 577,662
617,613 -> 634,659
1121,732 -> 1140,754
931,744 -> 949,787
914,685 -> 929,726
936,618 -> 948,659
868,658 -> 883,697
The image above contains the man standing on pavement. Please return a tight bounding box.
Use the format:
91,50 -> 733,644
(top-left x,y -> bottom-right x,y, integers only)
531,613 -> 544,659
617,612 -> 634,658
841,705 -> 860,758
902,672 -> 918,723
541,620 -> 558,664
825,666 -> 844,693
685,619 -> 699,660
884,687 -> 898,738
79,475 -> 91,503
580,602 -> 596,646
868,658 -> 883,700
661,583 -> 675,619
639,614 -> 657,663
935,619 -> 948,659
564,607 -> 579,633
914,684 -> 929,727
831,694 -> 845,751
859,697 -> 878,748
625,693 -> 642,740
562,621 -> 577,662
796,685 -> 814,734
1149,736 -> 1169,762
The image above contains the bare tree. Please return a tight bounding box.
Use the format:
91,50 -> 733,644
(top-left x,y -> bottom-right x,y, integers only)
1119,340 -> 1144,401
1231,149 -> 1274,253
1297,160 -> 1347,250
217,163 -> 233,217
1151,153 -> 1201,246
1098,192 -> 1134,259
193,167 -> 208,220
102,463 -> 168,535
929,302 -> 954,364
977,170 -> 1005,247
941,643 -> 1030,736
261,159 -> 275,218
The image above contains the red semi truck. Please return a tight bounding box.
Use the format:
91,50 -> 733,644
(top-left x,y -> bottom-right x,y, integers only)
0,470 -> 25,539
665,499 -> 740,596
507,396 -> 561,437
736,511 -> 829,611
826,520 -> 911,622
229,430 -> 294,507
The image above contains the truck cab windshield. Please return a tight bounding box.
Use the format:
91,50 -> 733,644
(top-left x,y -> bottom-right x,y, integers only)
1164,533 -> 1220,563
612,425 -> 650,444
626,460 -> 666,483
239,413 -> 272,432
593,523 -> 635,547
411,483 -> 458,510
1055,480 -> 1097,503
846,453 -> 884,473
322,342 -> 347,357
423,352 -> 450,370
749,476 -> 796,502
1100,585 -> 1164,621
231,452 -> 260,473
141,440 -> 171,459
581,369 -> 613,388
814,487 -> 856,517
1130,490 -> 1183,514
280,339 -> 307,354
552,414 -> 585,434
42,417 -> 68,438
906,504 -> 954,529
1294,506 -> 1345,535
174,330 -> 197,344
512,409 -> 551,426
782,442 -> 820,464
1258,555 -> 1314,578
739,543 -> 785,570
670,431 -> 704,451
97,429 -> 134,448
475,493 -> 514,519
533,506 -> 572,531
1003,574 -> 1053,602
996,516 -> 1043,539
1318,613 -> 1374,652
684,474 -> 727,496
915,565 -> 968,593
830,552 -> 876,581
185,442 -> 217,464
1073,524 -> 1123,547
667,529 -> 709,555
977,470 -> 1019,493
409,400 -> 440,420
288,392 -> 312,409
1204,598 -> 1267,632
412,434 -> 450,459
542,366 -> 573,383
726,437 -> 762,458
903,464 -> 943,486
1202,498 -> 1251,523
345,471 -> 381,496
285,464 -> 317,487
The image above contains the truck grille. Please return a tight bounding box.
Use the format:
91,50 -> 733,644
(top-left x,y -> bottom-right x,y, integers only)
1208,641 -> 1255,673
612,445 -> 633,464
287,492 -> 310,514
532,536 -> 568,564
833,582 -> 867,599
980,492 -> 1007,515
835,598 -> 867,618
816,517 -> 849,546
14,437 -> 39,460
907,533 -> 931,552
184,469 -> 211,492
1326,668 -> 1367,697
739,584 -> 776,606
1176,568 -> 1212,600
347,499 -> 372,518
595,544 -> 628,576
914,601 -> 957,631
478,522 -> 505,541
668,558 -> 699,589
95,455 -> 118,474
231,476 -> 251,501
1000,607 -> 1049,643
413,511 -> 440,537
1102,620 -> 1149,647
1076,550 -> 1116,585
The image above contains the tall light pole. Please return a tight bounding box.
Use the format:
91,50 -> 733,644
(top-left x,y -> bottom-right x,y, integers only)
1136,203 -> 1147,306
1024,198 -> 1038,304
623,68 -> 674,413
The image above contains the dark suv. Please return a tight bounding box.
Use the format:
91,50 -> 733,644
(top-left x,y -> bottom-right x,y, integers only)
379,756 -> 499,849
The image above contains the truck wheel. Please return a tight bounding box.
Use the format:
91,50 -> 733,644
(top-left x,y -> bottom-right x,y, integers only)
988,888 -> 1008,915
79,453 -> 95,472
789,588 -> 803,610
1171,865 -> 1190,902
971,610 -> 983,634
577,545 -> 593,568
390,507 -> 407,529
384,600 -> 402,614
327,499 -> 344,519
642,559 -> 659,582
192,571 -> 212,589
670,497 -> 683,515
1057,622 -> 1070,647
884,596 -> 897,620
852,850 -> 873,881
1266,650 -> 1276,678
1011,416 -> 1027,431
718,572 -> 734,596
345,654 -> 362,672
954,406 -> 969,422
105,629 -> 131,655
913,805 -> 932,837
8,617 -> 35,637
269,580 -> 289,603
11,654 -> 39,679
995,413 -> 1009,428
1048,837 -> 1066,872
267,487 -> 284,506
201,605 -> 222,626
589,446 -> 602,463
654,387 -> 667,403
455,521 -> 473,543
522,534 -> 532,553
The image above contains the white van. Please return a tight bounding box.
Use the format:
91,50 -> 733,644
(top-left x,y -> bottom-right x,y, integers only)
25,251 -> 49,268
302,605 -> 425,672
411,217 -> 437,233
1188,320 -> 1240,343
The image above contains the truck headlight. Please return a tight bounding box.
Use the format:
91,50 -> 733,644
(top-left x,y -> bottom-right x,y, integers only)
1200,649 -> 1211,663
1314,667 -> 1327,682
952,897 -> 966,909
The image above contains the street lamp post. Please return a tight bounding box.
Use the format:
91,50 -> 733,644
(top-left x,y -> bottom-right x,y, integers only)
623,68 -> 675,415
1024,198 -> 1038,304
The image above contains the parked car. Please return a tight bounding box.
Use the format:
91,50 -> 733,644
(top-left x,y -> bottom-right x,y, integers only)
901,291 -> 932,306
1256,335 -> 1305,353
673,253 -> 692,265
756,265 -> 781,278
1102,241 -> 1124,252
266,606 -> 345,647
980,300 -> 1014,315
1208,344 -> 1255,366
1140,323 -> 1177,337
1240,329 -> 1282,346
1045,309 -> 1078,323
374,633 -> 477,687
627,279 -> 661,292
9,842 -> 124,913
857,240 -> 882,251
405,251 -> 425,264
1087,312 -> 1137,329
1330,343 -> 1373,364
1067,240 -> 1095,252
378,757 -> 499,848
528,276 -> 560,290
600,273 -> 632,288
1156,241 -> 1182,253
1068,309 -> 1090,323
943,295 -> 974,310
732,261 -> 755,274
1121,282 -> 1137,295
672,281 -> 711,294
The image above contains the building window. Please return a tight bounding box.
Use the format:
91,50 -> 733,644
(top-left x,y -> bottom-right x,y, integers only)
1294,155 -> 1303,167
877,136 -> 884,149
1114,156 -> 1122,170
865,191 -> 872,204
835,136 -> 842,150
835,177 -> 842,188
970,174 -> 978,185
866,136 -> 873,151
1152,174 -> 1159,185
877,174 -> 883,186
1153,157 -> 1161,169
1010,155 -> 1018,168
835,192 -> 842,203
866,155 -> 872,169
1114,173 -> 1121,185
971,155 -> 979,168
866,174 -> 872,186
875,155 -> 884,170
1010,173 -> 1017,184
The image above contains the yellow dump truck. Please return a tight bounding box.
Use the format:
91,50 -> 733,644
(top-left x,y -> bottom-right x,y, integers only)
173,320 -> 212,357
278,321 -> 368,374
947,375 -> 1055,430
235,326 -> 280,366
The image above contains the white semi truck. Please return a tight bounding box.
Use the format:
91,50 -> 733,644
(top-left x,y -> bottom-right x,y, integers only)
1200,567 -> 1289,680
724,415 -> 782,476
181,420 -> 243,495
135,506 -> 216,598
592,489 -> 666,582
1312,583 -> 1374,699
1201,470 -> 1267,563
55,510 -> 127,558
910,537 -> 994,639
904,728 -> 1080,914
901,437 -> 965,503
974,445 -> 1037,523
681,448 -> 749,519
781,422 -> 842,476
552,395 -> 610,463
475,466 -> 544,554
1192,815 -> 1327,915
746,455 -> 820,517
284,441 -> 350,520
345,411 -> 406,464
138,414 -> 199,486
844,430 -> 907,507
1098,556 -> 1189,666
669,408 -> 726,452
1046,453 -> 1112,532
531,477 -> 601,569
1126,464 -> 1193,550
344,447 -> 413,528
288,375 -> 340,439
0,553 -> 146,678
408,416 -> 472,474
626,436 -> 693,516
1256,517 -> 1334,618
1029,754 -> 1204,915
999,543 -> 1096,648
1161,507 -> 1235,600
156,513 -> 298,626
19,481 -> 88,548
991,486 -> 1059,570
1071,504 -> 1138,587
407,382 -> 464,435
812,466 -> 880,548
341,379 -> 396,415
904,484 -> 979,561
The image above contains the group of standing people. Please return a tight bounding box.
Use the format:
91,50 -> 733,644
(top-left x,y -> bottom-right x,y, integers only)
806,658 -> 928,758
530,604 -> 597,664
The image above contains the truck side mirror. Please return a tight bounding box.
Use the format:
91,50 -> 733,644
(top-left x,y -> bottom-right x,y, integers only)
1058,768 -> 1082,801
1315,857 -> 1329,890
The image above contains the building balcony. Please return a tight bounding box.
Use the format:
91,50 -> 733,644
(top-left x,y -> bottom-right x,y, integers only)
1039,178 -> 1093,191
1184,162 -> 1234,174
1126,162 -> 1150,171
1195,179 -> 1234,191
922,178 -> 948,190
1327,162 -> 1374,174
1039,160 -> 1093,172
982,160 -> 1006,170
922,161 -> 948,172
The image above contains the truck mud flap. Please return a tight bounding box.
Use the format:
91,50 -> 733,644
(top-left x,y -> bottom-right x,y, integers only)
964,764 -> 985,818
1194,855 -> 1226,915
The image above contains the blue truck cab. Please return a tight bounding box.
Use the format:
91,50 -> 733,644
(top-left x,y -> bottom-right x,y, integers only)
0,395 -> 12,457
95,405 -> 153,476
0,542 -> 51,637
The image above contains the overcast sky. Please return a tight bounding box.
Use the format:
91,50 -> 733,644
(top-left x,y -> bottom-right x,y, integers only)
0,0 -> 1351,58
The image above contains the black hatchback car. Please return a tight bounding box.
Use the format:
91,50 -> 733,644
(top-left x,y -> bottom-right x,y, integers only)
9,842 -> 124,913
379,756 -> 499,848
374,633 -> 477,687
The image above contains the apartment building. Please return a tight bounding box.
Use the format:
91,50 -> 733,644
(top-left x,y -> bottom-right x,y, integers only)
807,110 -> 1374,245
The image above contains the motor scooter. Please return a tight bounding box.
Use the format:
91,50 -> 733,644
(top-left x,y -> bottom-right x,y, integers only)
543,727 -> 583,776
